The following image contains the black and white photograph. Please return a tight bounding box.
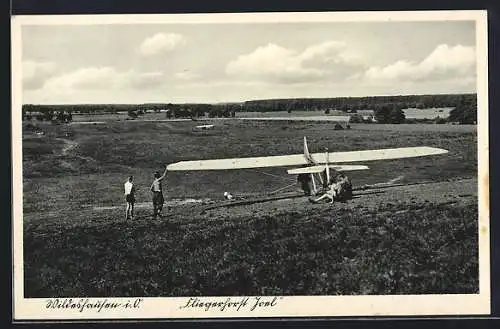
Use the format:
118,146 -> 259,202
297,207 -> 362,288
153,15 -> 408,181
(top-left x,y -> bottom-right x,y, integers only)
12,11 -> 490,319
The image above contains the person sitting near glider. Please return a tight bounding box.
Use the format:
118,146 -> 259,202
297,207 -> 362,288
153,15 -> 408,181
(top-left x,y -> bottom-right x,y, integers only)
336,173 -> 353,201
150,166 -> 168,219
124,175 -> 136,220
310,173 -> 352,204
310,181 -> 338,204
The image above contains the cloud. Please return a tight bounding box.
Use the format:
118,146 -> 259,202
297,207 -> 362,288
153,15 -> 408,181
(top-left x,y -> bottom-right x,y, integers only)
174,70 -> 200,81
22,60 -> 58,90
364,44 -> 476,82
225,41 -> 364,84
40,67 -> 165,94
44,67 -> 123,90
139,33 -> 186,56
130,72 -> 165,89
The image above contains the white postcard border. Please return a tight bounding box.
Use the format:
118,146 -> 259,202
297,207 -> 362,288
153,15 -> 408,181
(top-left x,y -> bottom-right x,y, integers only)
11,10 -> 490,320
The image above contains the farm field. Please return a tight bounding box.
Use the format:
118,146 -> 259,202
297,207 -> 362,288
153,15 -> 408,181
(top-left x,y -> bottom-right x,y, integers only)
67,107 -> 452,124
403,107 -> 453,119
22,118 -> 478,297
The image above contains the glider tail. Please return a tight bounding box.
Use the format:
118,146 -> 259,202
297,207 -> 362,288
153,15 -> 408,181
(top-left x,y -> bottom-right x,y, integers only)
304,136 -> 316,164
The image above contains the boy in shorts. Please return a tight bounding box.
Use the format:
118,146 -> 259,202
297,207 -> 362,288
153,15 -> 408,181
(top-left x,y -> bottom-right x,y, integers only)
150,166 -> 168,219
124,176 -> 136,219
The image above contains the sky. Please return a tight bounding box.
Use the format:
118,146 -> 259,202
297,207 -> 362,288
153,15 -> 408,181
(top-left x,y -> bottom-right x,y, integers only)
20,20 -> 477,104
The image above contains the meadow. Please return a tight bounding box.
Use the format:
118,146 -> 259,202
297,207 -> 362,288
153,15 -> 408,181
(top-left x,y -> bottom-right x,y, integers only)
69,107 -> 452,123
21,117 -> 478,297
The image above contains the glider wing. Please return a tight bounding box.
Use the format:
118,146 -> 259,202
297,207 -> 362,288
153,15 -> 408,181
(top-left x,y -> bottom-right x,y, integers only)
166,146 -> 448,171
287,165 -> 370,174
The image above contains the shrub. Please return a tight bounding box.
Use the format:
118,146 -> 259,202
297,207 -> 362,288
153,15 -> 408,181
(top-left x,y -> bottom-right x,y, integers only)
349,114 -> 364,123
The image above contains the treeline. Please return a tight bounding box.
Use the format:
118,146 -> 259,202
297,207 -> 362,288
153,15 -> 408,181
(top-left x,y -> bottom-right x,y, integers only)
23,109 -> 73,123
22,93 -> 477,123
163,104 -> 237,118
243,93 -> 476,113
346,95 -> 477,124
22,103 -> 239,120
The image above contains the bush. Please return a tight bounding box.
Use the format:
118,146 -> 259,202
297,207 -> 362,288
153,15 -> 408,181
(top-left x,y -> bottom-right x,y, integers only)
449,104 -> 476,124
127,110 -> 138,119
24,123 -> 38,131
435,117 -> 447,124
349,114 -> 364,123
374,107 -> 406,124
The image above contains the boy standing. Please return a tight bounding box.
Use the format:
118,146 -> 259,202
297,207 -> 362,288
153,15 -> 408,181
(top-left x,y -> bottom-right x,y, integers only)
124,176 -> 136,219
150,166 -> 168,219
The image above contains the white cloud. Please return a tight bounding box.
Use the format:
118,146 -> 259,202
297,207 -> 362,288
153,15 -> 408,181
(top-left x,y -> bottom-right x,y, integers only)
43,67 -> 125,91
139,33 -> 186,56
40,67 -> 165,95
364,44 -> 476,82
225,41 -> 364,84
174,70 -> 200,81
22,60 -> 58,90
130,72 -> 165,89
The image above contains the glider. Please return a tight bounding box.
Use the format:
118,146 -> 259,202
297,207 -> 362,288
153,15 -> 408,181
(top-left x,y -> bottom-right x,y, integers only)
167,137 -> 448,196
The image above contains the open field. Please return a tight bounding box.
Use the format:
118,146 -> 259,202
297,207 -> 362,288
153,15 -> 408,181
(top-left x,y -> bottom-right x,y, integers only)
22,119 -> 478,297
403,108 -> 453,119
67,107 -> 451,123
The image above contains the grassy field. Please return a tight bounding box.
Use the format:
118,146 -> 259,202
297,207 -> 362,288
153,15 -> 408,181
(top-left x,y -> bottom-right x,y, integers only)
22,119 -> 478,297
69,107 -> 452,122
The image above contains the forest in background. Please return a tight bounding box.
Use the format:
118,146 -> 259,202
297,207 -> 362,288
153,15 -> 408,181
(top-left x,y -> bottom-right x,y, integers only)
22,93 -> 477,124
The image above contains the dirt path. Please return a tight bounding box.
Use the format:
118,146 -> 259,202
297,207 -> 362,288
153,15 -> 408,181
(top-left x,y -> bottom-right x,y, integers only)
57,138 -> 95,162
60,138 -> 78,155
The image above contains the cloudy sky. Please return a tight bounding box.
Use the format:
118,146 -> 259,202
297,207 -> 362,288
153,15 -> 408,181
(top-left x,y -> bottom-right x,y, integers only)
21,20 -> 476,104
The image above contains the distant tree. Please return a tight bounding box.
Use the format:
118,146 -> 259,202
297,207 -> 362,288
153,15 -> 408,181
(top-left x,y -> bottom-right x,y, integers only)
128,109 -> 138,119
374,106 -> 405,124
449,104 -> 477,124
56,111 -> 65,121
64,111 -> 73,123
324,108 -> 331,115
435,117 -> 447,124
374,106 -> 391,123
349,113 -> 364,123
389,108 -> 406,124
333,123 -> 344,130
43,110 -> 54,121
